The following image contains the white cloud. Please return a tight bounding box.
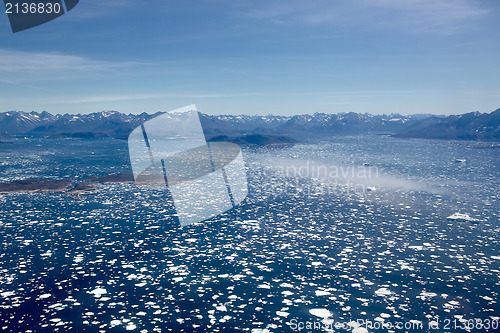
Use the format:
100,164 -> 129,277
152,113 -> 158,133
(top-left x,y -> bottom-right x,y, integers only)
0,48 -> 137,74
368,0 -> 487,34
237,0 -> 488,34
68,0 -> 136,19
60,93 -> 259,104
0,79 -> 56,92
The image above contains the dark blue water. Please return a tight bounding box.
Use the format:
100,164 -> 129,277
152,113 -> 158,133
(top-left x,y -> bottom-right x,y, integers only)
0,136 -> 498,332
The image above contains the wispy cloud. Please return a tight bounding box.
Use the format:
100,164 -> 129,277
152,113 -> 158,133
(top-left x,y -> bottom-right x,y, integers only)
0,49 -> 138,74
369,0 -> 488,34
237,0 -> 488,34
60,93 -> 259,104
0,79 -> 56,92
68,0 -> 136,20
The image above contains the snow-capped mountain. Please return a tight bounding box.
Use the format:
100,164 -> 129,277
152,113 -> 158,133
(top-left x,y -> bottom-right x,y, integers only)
0,109 -> 498,141
198,113 -> 291,136
393,109 -> 500,141
0,111 -> 162,139
0,111 -> 56,133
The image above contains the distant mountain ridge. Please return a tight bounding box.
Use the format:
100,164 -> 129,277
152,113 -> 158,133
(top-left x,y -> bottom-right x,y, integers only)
393,109 -> 500,141
0,110 -> 162,139
198,112 -> 440,136
0,108 -> 498,141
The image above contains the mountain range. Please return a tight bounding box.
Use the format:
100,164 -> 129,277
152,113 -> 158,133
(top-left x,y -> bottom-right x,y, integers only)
392,109 -> 500,141
0,108 -> 498,142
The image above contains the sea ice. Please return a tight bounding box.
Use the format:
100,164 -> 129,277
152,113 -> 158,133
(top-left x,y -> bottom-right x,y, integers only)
309,308 -> 332,318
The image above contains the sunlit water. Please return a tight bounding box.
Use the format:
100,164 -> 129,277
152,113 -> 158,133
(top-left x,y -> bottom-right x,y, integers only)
0,136 -> 498,332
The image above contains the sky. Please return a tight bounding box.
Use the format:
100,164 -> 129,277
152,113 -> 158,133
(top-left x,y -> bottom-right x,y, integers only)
0,0 -> 499,116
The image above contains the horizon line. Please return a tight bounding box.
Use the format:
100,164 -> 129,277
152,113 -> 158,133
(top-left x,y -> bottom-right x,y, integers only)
1,107 -> 499,118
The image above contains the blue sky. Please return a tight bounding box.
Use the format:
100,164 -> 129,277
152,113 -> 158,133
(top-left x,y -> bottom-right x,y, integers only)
0,0 -> 499,115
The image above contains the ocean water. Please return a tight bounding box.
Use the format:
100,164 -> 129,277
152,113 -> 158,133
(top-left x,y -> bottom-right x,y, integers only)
0,136 -> 498,332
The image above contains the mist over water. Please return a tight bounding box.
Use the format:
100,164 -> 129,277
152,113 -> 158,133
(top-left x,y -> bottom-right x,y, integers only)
262,156 -> 444,194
